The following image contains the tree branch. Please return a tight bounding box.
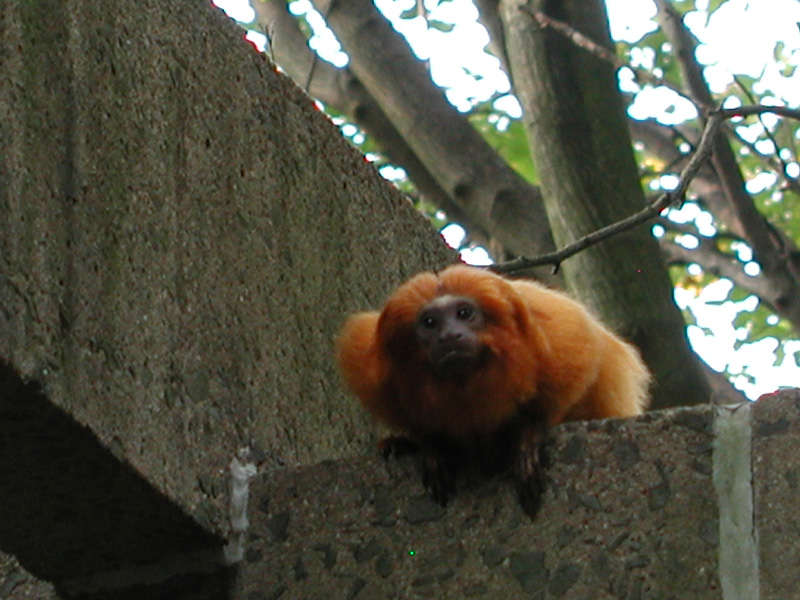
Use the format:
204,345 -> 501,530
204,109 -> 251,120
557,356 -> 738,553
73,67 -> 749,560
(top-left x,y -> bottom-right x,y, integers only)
723,105 -> 800,121
249,0 -> 484,237
656,219 -> 776,302
494,105 -> 800,274
309,0 -> 556,259
627,119 -> 729,213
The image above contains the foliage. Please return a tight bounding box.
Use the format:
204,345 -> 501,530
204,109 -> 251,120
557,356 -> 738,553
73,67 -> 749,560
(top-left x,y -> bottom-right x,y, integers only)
468,102 -> 538,184
619,2 -> 799,376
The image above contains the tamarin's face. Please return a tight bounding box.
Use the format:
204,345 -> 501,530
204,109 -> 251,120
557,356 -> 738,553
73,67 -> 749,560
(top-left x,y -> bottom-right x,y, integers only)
414,295 -> 487,377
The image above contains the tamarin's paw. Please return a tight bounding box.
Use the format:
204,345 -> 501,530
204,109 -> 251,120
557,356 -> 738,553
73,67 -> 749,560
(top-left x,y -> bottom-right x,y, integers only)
422,450 -> 457,507
516,452 -> 545,518
515,422 -> 547,518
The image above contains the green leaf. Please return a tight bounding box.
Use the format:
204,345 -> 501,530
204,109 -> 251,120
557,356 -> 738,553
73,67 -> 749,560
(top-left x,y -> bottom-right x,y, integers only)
728,286 -> 752,303
468,109 -> 537,184
707,0 -> 729,19
776,343 -> 786,365
427,20 -> 455,33
399,7 -> 417,20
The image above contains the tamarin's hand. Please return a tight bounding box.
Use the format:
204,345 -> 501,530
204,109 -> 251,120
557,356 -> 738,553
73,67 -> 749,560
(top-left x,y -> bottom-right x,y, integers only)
336,265 -> 651,517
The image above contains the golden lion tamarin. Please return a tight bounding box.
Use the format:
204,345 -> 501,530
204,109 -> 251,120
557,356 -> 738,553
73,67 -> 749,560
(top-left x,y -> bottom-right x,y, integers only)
336,265 -> 650,516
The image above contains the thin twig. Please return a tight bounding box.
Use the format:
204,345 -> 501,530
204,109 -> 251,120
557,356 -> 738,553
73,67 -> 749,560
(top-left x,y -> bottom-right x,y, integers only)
493,105 -> 800,274
722,105 -> 800,121
261,22 -> 275,61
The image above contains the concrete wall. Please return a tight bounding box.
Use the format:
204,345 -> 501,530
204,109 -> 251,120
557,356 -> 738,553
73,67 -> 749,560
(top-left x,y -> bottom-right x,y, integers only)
1,0 -> 798,599
239,403 -> 721,599
0,0 -> 453,594
4,389 -> 799,598
231,390 -> 799,600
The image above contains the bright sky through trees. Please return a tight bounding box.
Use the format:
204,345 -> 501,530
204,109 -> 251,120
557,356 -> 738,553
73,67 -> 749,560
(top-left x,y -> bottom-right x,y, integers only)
213,0 -> 800,399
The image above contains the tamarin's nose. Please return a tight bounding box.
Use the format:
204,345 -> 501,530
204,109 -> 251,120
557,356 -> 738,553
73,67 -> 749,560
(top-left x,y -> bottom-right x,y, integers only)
440,331 -> 462,342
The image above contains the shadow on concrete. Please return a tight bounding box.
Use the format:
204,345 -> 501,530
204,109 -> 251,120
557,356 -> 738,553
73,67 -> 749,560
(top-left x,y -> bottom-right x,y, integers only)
0,361 -> 232,599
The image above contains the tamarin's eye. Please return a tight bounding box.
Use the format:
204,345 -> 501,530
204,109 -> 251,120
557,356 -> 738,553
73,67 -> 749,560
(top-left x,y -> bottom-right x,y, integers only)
420,315 -> 437,329
456,305 -> 474,320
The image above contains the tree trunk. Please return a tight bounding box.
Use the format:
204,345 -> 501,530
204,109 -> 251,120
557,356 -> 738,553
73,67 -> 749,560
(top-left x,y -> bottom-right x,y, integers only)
498,0 -> 711,409
311,0 -> 556,261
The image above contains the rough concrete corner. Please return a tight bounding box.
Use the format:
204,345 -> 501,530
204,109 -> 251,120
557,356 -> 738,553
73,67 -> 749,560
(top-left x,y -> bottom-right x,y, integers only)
0,0 -> 453,594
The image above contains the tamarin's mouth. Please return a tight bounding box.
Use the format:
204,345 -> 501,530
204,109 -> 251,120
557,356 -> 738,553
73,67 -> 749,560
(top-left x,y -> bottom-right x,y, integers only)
432,349 -> 482,376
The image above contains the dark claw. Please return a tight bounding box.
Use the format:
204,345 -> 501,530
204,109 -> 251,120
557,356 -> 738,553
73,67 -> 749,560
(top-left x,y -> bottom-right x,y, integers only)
422,448 -> 456,507
515,419 -> 547,519
516,446 -> 545,518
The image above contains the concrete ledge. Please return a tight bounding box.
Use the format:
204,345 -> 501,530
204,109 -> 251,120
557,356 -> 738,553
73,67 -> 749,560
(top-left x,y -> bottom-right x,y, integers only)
1,0 -> 453,594
3,388 -> 800,597
239,405 -> 720,599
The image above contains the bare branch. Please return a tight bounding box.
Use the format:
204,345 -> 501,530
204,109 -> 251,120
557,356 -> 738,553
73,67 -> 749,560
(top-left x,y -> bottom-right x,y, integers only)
309,0 -> 556,259
493,109 -> 717,273
656,219 -> 776,302
494,105 -> 800,274
722,105 -> 800,121
249,0 -> 487,242
629,119 -> 746,234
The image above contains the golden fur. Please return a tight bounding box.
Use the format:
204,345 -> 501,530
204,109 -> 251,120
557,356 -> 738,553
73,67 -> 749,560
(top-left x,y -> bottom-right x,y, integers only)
336,265 -> 651,441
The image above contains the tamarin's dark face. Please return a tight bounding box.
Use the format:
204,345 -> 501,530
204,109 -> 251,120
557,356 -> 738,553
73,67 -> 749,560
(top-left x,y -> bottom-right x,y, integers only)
415,295 -> 486,376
